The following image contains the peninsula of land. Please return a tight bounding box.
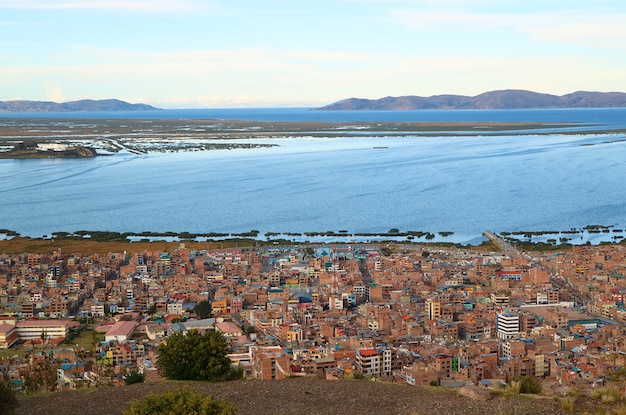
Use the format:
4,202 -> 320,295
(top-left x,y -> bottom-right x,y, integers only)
0,118 -> 583,159
319,89 -> 626,110
0,142 -> 97,159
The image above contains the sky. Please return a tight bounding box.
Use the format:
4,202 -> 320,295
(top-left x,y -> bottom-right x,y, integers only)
1,0 -> 626,108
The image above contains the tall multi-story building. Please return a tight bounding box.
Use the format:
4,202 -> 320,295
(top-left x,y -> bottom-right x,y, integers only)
426,299 -> 441,320
252,346 -> 291,380
355,348 -> 392,378
496,311 -> 520,339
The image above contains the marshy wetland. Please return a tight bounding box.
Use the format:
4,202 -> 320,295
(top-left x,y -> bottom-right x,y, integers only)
0,117 -> 591,158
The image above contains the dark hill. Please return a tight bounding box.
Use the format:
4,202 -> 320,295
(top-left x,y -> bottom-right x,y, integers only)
319,89 -> 626,110
0,98 -> 158,112
17,378 -> 571,415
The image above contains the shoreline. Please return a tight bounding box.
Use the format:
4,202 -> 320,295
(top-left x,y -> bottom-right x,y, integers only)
1,224 -> 624,254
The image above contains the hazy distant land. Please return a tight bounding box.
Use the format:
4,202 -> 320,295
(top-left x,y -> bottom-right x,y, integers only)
319,89 -> 626,110
0,98 -> 158,112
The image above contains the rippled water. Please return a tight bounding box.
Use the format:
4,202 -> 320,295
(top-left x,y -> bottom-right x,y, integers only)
2,108 -> 626,244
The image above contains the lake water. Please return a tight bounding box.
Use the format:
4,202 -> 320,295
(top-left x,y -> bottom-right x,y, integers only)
1,108 -> 626,245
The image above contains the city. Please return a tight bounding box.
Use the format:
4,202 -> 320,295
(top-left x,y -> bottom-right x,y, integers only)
1,239 -> 625,396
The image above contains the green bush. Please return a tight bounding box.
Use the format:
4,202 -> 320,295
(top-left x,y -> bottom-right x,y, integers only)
0,381 -> 19,415
226,365 -> 244,381
123,371 -> 145,385
123,387 -> 236,415
516,376 -> 542,394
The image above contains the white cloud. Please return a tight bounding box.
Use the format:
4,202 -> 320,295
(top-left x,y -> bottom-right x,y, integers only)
0,0 -> 207,12
55,46 -> 372,66
390,9 -> 505,31
528,18 -> 626,50
391,9 -> 626,50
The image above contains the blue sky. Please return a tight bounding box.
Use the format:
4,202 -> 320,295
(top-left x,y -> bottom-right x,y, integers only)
1,0 -> 625,108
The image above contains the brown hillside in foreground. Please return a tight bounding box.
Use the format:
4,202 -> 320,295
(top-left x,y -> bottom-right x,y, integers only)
17,378 -> 569,415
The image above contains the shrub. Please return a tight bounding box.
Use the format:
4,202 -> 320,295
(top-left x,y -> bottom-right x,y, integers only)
515,376 -> 542,394
123,371 -> 145,385
0,381 -> 19,415
123,387 -> 236,415
226,365 -> 244,381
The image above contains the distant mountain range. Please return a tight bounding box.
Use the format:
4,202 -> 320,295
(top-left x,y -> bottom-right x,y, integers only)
0,99 -> 159,112
318,90 -> 626,110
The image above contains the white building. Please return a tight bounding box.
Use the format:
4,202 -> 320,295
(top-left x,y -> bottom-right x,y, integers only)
167,300 -> 184,315
16,320 -> 72,342
496,311 -> 520,339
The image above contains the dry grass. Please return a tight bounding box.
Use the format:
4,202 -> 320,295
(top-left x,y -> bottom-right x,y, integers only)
560,396 -> 576,413
592,386 -> 623,404
0,237 -> 233,255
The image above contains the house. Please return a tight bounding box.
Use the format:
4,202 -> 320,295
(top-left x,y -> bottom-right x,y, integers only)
183,318 -> 215,332
104,320 -> 137,343
145,322 -> 165,341
215,321 -> 243,339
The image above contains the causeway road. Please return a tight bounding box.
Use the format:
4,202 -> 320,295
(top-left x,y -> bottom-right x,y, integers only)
483,230 -> 520,255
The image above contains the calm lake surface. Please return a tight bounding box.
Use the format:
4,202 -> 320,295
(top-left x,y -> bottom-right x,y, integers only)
1,108 -> 626,245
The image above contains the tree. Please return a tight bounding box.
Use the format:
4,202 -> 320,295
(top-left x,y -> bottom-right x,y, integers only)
147,303 -> 157,315
24,354 -> 58,394
123,387 -> 236,415
0,381 -> 19,415
194,300 -> 212,319
157,330 -> 231,381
